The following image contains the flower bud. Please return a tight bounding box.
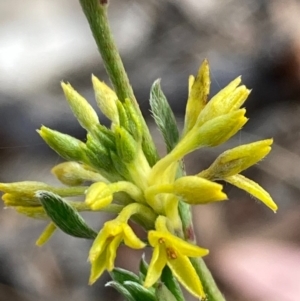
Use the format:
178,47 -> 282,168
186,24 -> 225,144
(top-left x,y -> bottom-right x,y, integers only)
38,126 -> 88,162
85,182 -> 113,210
92,75 -> 119,124
51,162 -> 109,186
61,82 -> 99,132
199,139 -> 273,180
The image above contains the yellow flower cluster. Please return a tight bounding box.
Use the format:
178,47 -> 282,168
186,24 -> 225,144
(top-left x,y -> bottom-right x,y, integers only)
0,60 -> 277,300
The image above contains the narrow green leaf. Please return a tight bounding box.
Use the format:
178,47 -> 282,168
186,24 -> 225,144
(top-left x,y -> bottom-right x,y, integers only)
106,281 -> 136,301
161,266 -> 185,301
110,268 -> 140,284
156,283 -> 178,301
150,79 -> 179,153
123,281 -> 156,301
37,191 -> 97,239
139,253 -> 149,281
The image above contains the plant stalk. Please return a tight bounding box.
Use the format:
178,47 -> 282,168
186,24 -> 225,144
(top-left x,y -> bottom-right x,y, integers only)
79,0 -> 159,166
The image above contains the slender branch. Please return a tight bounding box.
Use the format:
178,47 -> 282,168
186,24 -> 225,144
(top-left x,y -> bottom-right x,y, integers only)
79,0 -> 159,166
79,0 -> 135,103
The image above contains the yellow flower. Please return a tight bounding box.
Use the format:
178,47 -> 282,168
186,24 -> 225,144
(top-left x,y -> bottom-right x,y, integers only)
89,219 -> 146,284
144,216 -> 209,300
198,139 -> 277,212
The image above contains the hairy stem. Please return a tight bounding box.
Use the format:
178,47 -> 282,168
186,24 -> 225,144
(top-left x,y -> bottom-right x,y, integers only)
178,201 -> 226,301
79,0 -> 159,166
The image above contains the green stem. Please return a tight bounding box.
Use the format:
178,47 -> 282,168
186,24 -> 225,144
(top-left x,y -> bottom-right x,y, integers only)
78,0 -> 159,166
178,201 -> 225,301
79,0 -> 134,103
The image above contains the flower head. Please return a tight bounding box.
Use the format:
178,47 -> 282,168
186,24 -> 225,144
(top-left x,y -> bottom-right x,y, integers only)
144,216 -> 209,299
0,59 -> 277,299
89,219 -> 146,284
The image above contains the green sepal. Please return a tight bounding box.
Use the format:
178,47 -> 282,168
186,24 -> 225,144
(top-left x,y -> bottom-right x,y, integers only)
85,133 -> 113,172
37,191 -> 97,239
161,266 -> 185,301
115,126 -> 138,163
38,126 -> 87,162
123,281 -> 156,301
110,151 -> 131,180
117,100 -> 129,130
92,124 -> 116,151
110,267 -> 140,284
105,281 -> 136,301
156,283 -> 178,301
150,79 -> 179,153
123,99 -> 143,141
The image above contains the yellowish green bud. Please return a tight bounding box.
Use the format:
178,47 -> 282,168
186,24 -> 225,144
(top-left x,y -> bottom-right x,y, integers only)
115,126 -> 138,163
15,206 -> 47,219
51,162 -> 109,186
184,59 -> 210,134
61,82 -> 99,132
0,181 -> 52,195
199,139 -> 273,180
91,75 -> 119,124
0,181 -> 52,207
38,126 -> 88,162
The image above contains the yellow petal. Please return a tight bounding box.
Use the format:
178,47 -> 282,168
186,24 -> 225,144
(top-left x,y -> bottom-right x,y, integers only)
173,176 -> 227,204
184,60 -> 210,134
225,174 -> 278,212
122,224 -> 146,249
149,231 -> 209,257
89,246 -> 108,285
85,182 -> 113,210
144,243 -> 167,288
89,222 -> 122,262
106,235 -> 123,271
196,76 -> 242,127
167,251 -> 206,299
36,222 -> 57,246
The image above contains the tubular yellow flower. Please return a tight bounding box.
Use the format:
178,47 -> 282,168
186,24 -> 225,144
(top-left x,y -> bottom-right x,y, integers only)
145,176 -> 227,209
85,181 -> 145,210
148,109 -> 248,185
144,216 -> 209,300
89,220 -> 146,285
198,139 -> 273,180
195,76 -> 247,128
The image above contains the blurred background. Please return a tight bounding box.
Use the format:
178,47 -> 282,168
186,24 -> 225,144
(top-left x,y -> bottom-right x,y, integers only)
1,0 -> 300,300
